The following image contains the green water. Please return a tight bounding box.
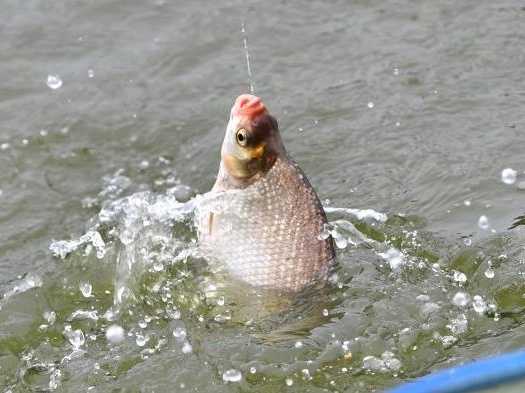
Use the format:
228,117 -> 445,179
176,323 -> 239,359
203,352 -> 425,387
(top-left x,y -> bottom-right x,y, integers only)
1,0 -> 525,392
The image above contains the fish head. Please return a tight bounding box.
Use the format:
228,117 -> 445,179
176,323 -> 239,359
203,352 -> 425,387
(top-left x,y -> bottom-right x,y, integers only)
220,94 -> 285,183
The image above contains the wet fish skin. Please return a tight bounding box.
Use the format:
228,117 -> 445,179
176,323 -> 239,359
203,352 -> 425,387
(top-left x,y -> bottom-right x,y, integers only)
197,94 -> 335,292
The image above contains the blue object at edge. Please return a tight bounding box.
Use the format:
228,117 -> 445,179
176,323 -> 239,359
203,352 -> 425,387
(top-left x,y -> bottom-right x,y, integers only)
386,350 -> 525,393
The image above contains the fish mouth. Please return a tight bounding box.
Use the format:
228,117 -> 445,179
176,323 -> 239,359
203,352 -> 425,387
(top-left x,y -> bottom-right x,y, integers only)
231,94 -> 267,121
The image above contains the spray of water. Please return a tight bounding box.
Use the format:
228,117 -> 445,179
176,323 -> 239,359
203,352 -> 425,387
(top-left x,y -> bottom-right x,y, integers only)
241,21 -> 255,94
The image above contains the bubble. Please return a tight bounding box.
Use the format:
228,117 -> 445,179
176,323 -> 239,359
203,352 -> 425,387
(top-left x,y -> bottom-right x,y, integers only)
322,308 -> 329,317
484,267 -> 495,279
464,200 -> 471,207
294,341 -> 303,349
250,367 -> 257,374
182,341 -> 193,354
472,295 -> 487,314
47,74 -> 63,89
452,292 -> 470,307
463,238 -> 472,246
222,369 -> 242,383
501,168 -> 517,185
106,325 -> 125,344
285,378 -> 294,386
88,69 -> 95,78
39,129 -> 48,137
395,121 -> 401,127
79,281 -> 92,297
0,142 -> 10,150
393,68 -> 399,75
367,101 -> 375,109
478,215 -> 489,230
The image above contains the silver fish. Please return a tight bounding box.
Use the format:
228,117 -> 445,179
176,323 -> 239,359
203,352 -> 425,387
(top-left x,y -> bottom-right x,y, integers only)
197,94 -> 335,292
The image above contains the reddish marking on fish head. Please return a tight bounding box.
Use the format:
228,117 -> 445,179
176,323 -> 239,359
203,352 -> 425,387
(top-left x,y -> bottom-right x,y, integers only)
231,94 -> 268,121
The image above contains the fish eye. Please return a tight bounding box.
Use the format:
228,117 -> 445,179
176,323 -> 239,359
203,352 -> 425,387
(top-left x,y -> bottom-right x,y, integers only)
236,128 -> 248,146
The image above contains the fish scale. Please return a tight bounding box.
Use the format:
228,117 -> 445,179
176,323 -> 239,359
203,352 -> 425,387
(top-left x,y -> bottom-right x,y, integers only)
197,156 -> 335,292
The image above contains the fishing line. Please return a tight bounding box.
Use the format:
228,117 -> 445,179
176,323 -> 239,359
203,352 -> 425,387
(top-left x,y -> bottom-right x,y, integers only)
241,21 -> 255,94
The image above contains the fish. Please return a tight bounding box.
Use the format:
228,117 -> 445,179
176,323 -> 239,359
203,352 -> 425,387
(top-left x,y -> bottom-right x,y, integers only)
196,94 -> 335,292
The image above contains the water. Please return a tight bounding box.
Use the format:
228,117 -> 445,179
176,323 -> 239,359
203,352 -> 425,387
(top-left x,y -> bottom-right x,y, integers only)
1,1 -> 525,392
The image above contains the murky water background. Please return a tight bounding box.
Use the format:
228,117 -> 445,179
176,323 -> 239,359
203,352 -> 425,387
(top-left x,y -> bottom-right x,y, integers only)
1,0 -> 525,392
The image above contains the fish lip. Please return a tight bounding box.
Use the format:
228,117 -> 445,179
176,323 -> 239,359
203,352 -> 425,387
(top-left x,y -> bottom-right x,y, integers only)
231,94 -> 267,121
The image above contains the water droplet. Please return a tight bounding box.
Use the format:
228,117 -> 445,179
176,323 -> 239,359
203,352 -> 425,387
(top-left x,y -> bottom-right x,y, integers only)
322,308 -> 329,317
464,200 -> 471,206
250,367 -> 257,374
484,267 -> 495,279
478,215 -> 489,230
463,237 -> 472,246
334,235 -> 348,249
138,320 -> 147,328
106,325 -> 125,344
39,129 -> 48,137
64,327 -> 85,349
395,121 -> 401,127
173,327 -> 187,340
166,307 -> 181,320
47,74 -> 63,89
452,270 -> 467,284
440,335 -> 457,348
182,341 -> 193,354
301,369 -> 312,380
88,69 -> 95,78
22,139 -> 29,145
295,341 -> 303,349
285,378 -> 294,386
447,313 -> 468,335
393,68 -> 399,75
135,334 -> 148,347
153,261 -> 164,272
367,101 -> 375,109
501,168 -> 517,185
472,295 -> 487,314
0,143 -> 10,150
452,292 -> 470,307
217,296 -> 225,306
43,310 -> 57,325
79,281 -> 92,297
222,369 -> 242,383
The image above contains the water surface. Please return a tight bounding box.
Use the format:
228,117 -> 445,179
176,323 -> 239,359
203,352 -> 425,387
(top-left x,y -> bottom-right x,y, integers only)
1,1 -> 525,392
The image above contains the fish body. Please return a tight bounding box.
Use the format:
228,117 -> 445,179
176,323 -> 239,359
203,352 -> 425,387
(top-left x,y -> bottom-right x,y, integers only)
197,95 -> 335,292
